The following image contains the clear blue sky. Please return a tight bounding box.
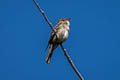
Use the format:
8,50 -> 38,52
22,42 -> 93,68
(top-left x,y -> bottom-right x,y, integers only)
0,0 -> 120,80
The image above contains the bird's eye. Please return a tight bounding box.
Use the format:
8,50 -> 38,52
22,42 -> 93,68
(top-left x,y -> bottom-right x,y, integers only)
63,21 -> 68,25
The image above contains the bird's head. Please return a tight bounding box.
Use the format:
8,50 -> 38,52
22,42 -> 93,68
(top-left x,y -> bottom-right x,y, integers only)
58,18 -> 71,26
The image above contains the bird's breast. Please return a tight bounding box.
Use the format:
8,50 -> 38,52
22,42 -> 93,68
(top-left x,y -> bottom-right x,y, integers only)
53,27 -> 69,43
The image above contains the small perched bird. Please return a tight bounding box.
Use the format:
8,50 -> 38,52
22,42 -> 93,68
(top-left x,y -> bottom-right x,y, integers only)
46,18 -> 71,64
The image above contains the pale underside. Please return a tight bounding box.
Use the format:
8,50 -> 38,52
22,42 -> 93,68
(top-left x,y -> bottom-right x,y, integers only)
52,21 -> 70,43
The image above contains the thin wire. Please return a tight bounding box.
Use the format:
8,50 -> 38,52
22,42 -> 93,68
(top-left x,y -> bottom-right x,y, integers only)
33,0 -> 84,80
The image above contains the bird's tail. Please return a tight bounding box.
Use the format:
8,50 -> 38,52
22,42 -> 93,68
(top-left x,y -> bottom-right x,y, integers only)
46,45 -> 54,64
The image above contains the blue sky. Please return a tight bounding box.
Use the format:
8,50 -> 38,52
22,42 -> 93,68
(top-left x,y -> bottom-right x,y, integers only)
0,0 -> 120,80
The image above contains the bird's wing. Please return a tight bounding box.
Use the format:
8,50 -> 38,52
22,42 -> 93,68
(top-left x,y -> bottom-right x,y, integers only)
45,32 -> 54,51
45,23 -> 62,50
48,31 -> 55,44
48,23 -> 61,43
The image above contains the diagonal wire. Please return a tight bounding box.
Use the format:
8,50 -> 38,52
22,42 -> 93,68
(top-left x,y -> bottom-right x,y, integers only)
33,0 -> 84,80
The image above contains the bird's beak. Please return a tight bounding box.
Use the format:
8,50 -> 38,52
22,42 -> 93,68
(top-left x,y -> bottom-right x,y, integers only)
67,18 -> 71,21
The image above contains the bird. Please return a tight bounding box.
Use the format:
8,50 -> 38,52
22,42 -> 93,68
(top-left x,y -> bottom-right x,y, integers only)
45,18 -> 71,64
